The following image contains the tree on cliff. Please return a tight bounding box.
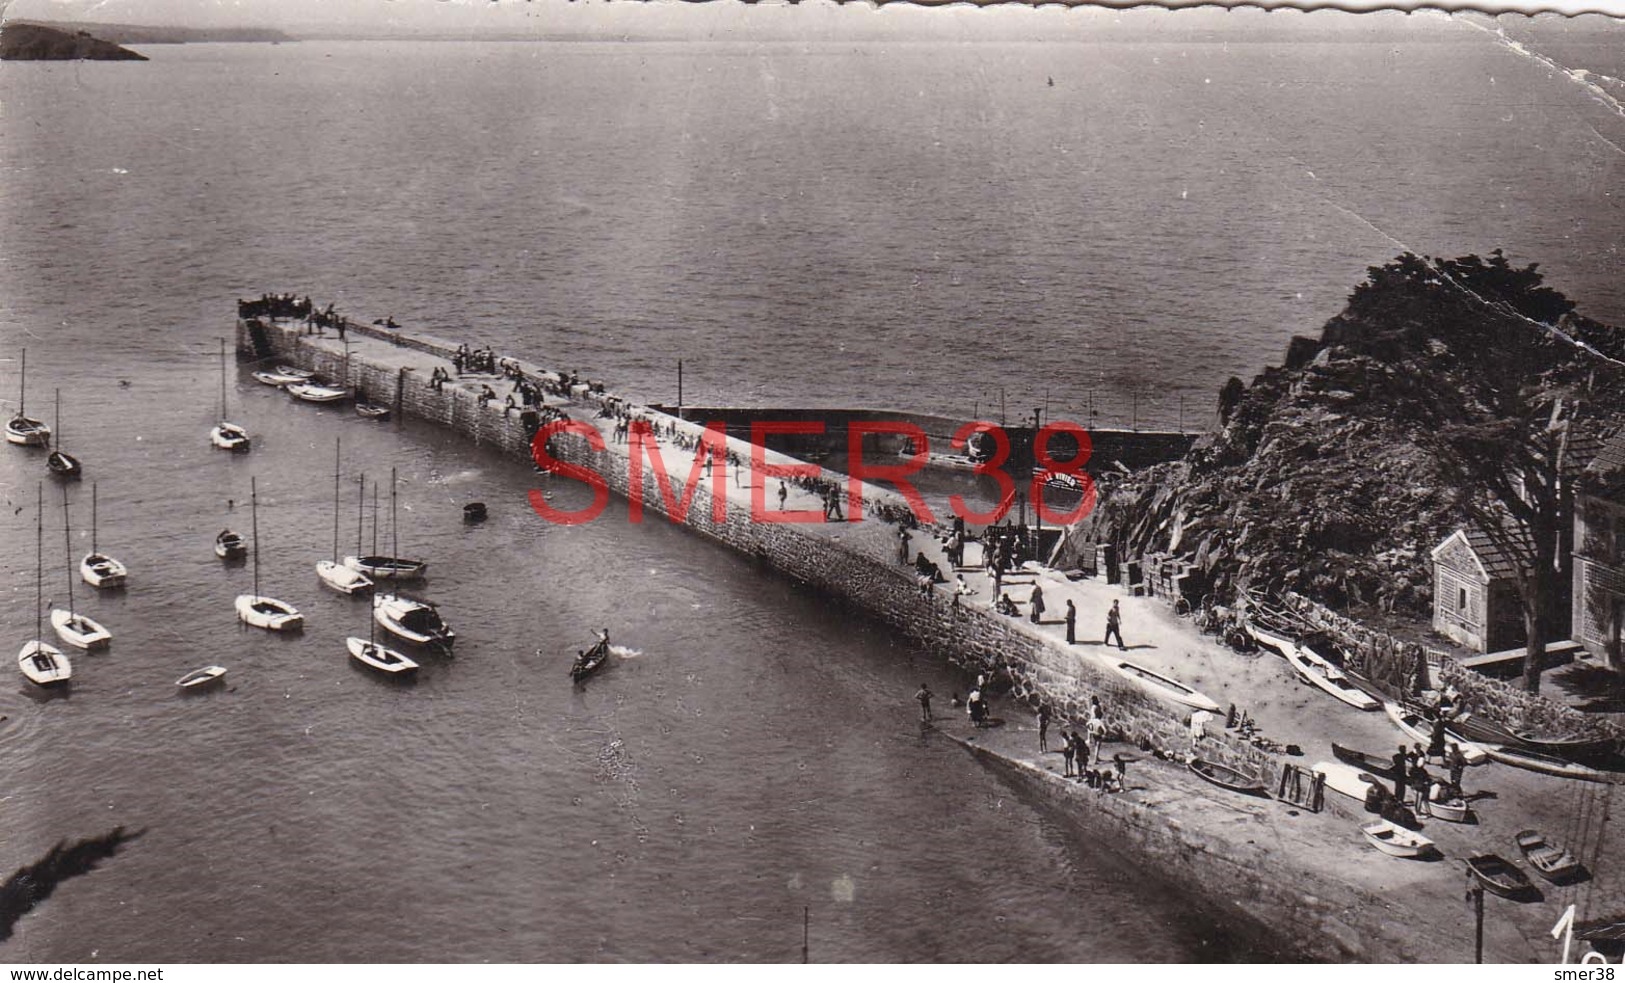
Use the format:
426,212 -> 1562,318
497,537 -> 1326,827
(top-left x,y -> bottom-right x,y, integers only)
1333,251 -> 1625,692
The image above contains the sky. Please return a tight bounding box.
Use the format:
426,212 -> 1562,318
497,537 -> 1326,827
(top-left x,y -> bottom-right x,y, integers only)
3,0 -> 1624,41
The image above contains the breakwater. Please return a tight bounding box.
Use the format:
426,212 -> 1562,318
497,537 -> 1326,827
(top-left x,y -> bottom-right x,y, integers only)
238,314 -> 1572,963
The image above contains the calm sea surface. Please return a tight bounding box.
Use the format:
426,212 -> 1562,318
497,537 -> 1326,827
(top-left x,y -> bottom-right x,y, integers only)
0,28 -> 1622,961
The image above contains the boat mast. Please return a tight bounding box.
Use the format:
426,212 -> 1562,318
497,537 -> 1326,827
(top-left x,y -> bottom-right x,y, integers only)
54,388 -> 61,451
91,483 -> 99,554
61,485 -> 75,617
220,338 -> 229,420
369,482 -> 379,649
250,476 -> 261,602
356,474 -> 365,558
34,483 -> 42,642
391,466 -> 399,566
19,349 -> 26,419
331,438 -> 342,564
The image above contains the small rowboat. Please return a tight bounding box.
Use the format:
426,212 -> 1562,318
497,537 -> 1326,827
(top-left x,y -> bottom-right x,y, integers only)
345,554 -> 427,582
252,370 -> 306,387
316,559 -> 372,596
215,530 -> 248,560
374,594 -> 455,649
463,502 -> 487,523
286,382 -> 351,404
1485,745 -> 1615,783
1109,660 -> 1221,713
1188,758 -> 1268,796
81,552 -> 127,589
176,665 -> 227,690
18,640 -> 71,686
1247,620 -> 1378,711
235,594 -> 304,632
1331,743 -> 1399,779
346,637 -> 419,676
1465,854 -> 1535,900
1515,733 -> 1619,765
50,609 -> 111,651
1384,702 -> 1489,765
570,639 -> 612,682
1361,819 -> 1434,858
46,449 -> 82,479
275,365 -> 314,380
355,400 -> 390,420
1514,829 -> 1582,882
1425,790 -> 1473,824
210,422 -> 252,452
1312,760 -> 1383,801
4,415 -> 50,447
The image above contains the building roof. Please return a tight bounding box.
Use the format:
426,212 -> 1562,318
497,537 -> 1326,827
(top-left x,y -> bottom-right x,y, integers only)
1432,525 -> 1533,582
1587,431 -> 1625,479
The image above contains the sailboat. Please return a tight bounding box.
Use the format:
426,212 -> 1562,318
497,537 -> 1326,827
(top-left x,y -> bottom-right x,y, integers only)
5,349 -> 51,447
347,481 -> 416,675
373,482 -> 453,649
210,338 -> 252,452
19,484 -> 71,686
80,483 -> 129,588
344,467 -> 426,581
234,477 -> 304,631
316,440 -> 372,595
46,390 -> 82,478
51,486 -> 111,650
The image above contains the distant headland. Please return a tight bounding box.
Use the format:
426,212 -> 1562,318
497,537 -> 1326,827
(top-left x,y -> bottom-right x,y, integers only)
0,22 -> 147,60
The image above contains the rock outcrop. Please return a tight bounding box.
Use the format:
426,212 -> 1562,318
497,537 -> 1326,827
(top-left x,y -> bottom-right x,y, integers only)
0,22 -> 147,61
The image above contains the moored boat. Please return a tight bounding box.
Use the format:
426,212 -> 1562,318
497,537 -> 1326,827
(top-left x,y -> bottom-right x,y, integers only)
1188,757 -> 1268,796
215,529 -> 248,560
275,365 -> 314,380
252,370 -> 306,387
1465,854 -> 1535,899
1514,829 -> 1583,882
235,478 -> 303,632
18,640 -> 71,686
176,665 -> 227,689
344,554 -> 427,581
1361,819 -> 1435,858
81,552 -> 128,588
50,609 -> 111,651
355,400 -> 390,420
1108,660 -> 1221,713
374,594 -> 455,649
346,637 -> 419,676
570,638 -> 612,682
463,502 -> 487,523
211,339 -> 253,452
1331,743 -> 1399,779
316,440 -> 373,596
46,449 -> 81,478
5,350 -> 50,447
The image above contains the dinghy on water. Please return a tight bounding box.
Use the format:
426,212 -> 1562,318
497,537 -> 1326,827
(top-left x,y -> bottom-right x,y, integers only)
570,634 -> 612,682
235,478 -> 303,632
275,365 -> 314,380
211,341 -> 252,452
46,390 -> 82,478
316,440 -> 373,596
344,468 -> 426,580
286,382 -> 351,404
51,486 -> 111,650
176,665 -> 227,690
355,399 -> 390,420
346,637 -> 418,676
81,484 -> 128,588
1108,659 -> 1221,713
6,350 -> 50,447
252,370 -> 306,387
19,484 -> 70,686
215,529 -> 247,560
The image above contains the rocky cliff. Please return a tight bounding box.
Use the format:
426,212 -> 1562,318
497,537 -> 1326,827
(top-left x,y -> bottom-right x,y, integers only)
0,22 -> 147,60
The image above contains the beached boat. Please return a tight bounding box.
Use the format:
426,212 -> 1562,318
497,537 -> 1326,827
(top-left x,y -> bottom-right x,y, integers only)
80,484 -> 128,588
316,440 -> 373,596
1485,745 -> 1615,783
1331,743 -> 1399,779
215,529 -> 247,560
346,637 -> 419,676
1514,829 -> 1582,882
570,638 -> 612,682
275,365 -> 314,380
19,640 -> 71,686
235,479 -> 303,632
1109,660 -> 1221,713
176,665 -> 227,689
1245,614 -> 1378,711
1514,733 -> 1619,764
355,400 -> 390,420
1424,790 -> 1473,824
1312,760 -> 1384,801
286,382 -> 351,404
1188,758 -> 1268,796
1465,854 -> 1535,899
1361,819 -> 1434,858
1383,702 -> 1489,765
211,339 -> 252,452
252,370 -> 305,387
374,594 -> 455,649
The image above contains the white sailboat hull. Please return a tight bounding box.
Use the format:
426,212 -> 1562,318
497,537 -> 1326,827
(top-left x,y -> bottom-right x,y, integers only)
345,555 -> 427,581
374,595 -> 455,648
50,609 -> 111,650
177,665 -> 227,689
81,552 -> 128,588
210,422 -> 252,452
346,637 -> 419,674
18,640 -> 71,685
5,417 -> 50,447
235,594 -> 304,631
317,559 -> 373,595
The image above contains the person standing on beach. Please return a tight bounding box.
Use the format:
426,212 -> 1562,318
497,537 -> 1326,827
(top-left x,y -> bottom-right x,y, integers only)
1446,744 -> 1467,795
1028,584 -> 1045,624
1037,705 -> 1051,752
1086,714 -> 1106,762
1061,729 -> 1076,777
1104,600 -> 1125,650
1065,600 -> 1076,644
778,480 -> 788,512
915,683 -> 933,723
1391,746 -> 1409,801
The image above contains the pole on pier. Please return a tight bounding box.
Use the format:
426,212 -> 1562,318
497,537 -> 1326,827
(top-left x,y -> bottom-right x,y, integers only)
677,360 -> 684,416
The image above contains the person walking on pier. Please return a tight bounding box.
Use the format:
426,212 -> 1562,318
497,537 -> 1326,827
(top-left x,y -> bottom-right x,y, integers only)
1104,600 -> 1125,650
1037,704 -> 1051,752
915,683 -> 933,723
1028,584 -> 1045,624
1064,600 -> 1077,644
